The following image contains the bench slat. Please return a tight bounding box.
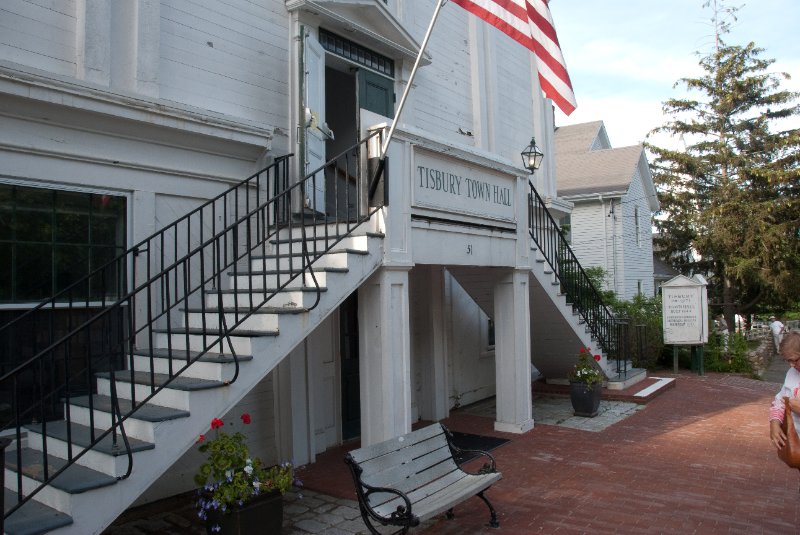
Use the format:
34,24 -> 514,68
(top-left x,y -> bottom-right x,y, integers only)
374,472 -> 501,521
365,449 -> 459,508
348,424 -> 445,464
361,442 -> 454,490
413,473 -> 502,521
373,470 -> 467,515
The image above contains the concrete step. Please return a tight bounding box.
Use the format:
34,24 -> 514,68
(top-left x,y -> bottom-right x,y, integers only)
4,488 -> 72,535
205,286 -> 325,308
604,367 -> 648,391
67,395 -> 190,442
5,447 -> 117,514
24,420 -> 154,478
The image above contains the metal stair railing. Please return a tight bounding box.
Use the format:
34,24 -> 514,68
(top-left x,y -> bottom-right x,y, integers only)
0,129 -> 384,520
527,182 -> 617,358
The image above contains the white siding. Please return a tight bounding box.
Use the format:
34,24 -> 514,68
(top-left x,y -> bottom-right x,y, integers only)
570,178 -> 656,300
0,0 -> 77,76
407,5 -> 474,144
159,0 -> 289,125
446,273 -> 495,408
571,200 -> 615,290
619,169 -> 655,299
494,33 -> 536,163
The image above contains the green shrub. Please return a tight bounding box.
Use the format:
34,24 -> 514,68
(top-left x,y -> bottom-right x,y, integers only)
610,293 -> 665,370
703,330 -> 753,374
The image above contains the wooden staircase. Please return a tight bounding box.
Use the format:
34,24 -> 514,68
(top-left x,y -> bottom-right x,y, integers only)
3,224 -> 384,535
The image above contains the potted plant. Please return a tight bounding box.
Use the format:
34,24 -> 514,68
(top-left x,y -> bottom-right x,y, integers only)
194,413 -> 295,535
568,347 -> 605,417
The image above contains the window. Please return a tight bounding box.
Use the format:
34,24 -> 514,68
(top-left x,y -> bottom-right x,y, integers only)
319,29 -> 395,77
0,184 -> 127,303
634,206 -> 640,246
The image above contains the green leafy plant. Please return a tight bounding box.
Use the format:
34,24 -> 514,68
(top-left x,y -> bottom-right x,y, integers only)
569,347 -> 604,390
194,414 -> 294,525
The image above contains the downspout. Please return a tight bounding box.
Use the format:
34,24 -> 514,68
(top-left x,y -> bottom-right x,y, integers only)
600,194 -> 609,289
610,199 -> 618,295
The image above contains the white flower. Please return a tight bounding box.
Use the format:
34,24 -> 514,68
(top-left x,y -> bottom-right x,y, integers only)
244,465 -> 253,475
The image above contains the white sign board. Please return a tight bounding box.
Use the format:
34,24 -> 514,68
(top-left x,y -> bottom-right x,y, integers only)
413,149 -> 516,223
661,275 -> 708,345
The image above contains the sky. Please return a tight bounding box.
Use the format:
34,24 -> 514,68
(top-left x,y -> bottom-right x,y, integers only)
548,0 -> 800,148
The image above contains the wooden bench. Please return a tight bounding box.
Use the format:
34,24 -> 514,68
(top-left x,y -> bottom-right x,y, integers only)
344,423 -> 502,534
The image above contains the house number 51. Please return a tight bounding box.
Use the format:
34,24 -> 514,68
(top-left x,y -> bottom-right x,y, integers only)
466,245 -> 473,254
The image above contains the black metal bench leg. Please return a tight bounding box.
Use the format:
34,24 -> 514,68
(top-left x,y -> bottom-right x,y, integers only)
477,491 -> 500,528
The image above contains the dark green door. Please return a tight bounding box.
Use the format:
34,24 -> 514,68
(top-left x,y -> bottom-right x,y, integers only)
358,70 -> 394,117
340,293 -> 360,440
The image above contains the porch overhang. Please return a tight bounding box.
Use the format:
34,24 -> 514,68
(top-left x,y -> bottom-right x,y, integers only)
286,0 -> 431,65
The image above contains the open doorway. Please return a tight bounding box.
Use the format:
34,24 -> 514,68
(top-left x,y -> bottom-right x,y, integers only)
303,28 -> 395,218
339,292 -> 360,440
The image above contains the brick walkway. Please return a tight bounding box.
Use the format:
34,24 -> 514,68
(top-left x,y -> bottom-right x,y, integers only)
106,368 -> 799,534
298,371 -> 799,535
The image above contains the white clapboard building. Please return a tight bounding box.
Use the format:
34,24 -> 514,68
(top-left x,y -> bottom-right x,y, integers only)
0,1 -> 644,533
555,121 -> 660,299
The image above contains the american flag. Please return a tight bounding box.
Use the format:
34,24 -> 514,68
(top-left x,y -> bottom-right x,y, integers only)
452,0 -> 577,116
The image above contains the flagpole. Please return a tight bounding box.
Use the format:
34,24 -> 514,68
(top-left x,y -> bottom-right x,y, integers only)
379,0 -> 448,158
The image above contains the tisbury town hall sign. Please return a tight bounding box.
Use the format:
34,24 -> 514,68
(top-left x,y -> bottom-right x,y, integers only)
413,149 -> 516,224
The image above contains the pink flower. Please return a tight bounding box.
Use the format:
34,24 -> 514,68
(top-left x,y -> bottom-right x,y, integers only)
580,347 -> 587,353
594,354 -> 601,361
198,434 -> 205,443
210,418 -> 224,430
240,413 -> 251,425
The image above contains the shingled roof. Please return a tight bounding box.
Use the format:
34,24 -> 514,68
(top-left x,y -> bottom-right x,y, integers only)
555,122 -> 651,201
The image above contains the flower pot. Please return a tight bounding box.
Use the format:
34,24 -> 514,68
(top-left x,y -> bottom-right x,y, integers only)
205,491 -> 283,535
569,382 -> 602,417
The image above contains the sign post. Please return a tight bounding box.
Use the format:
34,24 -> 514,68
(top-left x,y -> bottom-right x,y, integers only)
661,275 -> 709,375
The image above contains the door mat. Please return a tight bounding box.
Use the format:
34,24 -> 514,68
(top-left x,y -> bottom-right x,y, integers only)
449,431 -> 510,464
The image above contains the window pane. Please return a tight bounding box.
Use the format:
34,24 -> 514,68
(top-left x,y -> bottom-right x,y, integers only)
0,243 -> 10,301
16,243 -> 52,300
55,245 -> 89,296
92,210 -> 124,245
90,246 -> 123,299
0,186 -> 13,240
3,185 -> 127,302
16,188 -> 53,243
55,190 -> 90,244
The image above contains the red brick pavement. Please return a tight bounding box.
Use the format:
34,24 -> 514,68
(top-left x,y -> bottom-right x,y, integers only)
299,372 -> 800,534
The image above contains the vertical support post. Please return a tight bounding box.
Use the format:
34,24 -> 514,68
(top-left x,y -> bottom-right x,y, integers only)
418,266 -> 449,422
358,267 -> 413,446
673,345 -> 679,373
493,270 -> 534,434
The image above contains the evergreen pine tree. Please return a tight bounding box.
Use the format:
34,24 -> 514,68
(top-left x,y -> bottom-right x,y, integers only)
648,0 -> 800,326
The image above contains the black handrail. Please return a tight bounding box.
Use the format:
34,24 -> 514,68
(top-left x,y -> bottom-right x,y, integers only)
527,182 -> 617,358
0,130 -> 383,519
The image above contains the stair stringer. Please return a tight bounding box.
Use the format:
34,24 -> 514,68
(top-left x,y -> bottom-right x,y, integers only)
445,257 -> 611,382
26,231 -> 385,535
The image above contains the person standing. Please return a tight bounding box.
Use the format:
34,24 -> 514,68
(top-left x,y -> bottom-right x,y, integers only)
770,316 -> 786,354
716,315 -> 729,352
769,332 -> 800,452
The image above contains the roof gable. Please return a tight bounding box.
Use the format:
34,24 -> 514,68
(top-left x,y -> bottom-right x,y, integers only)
554,121 -> 611,155
554,121 -> 659,210
556,144 -> 643,198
